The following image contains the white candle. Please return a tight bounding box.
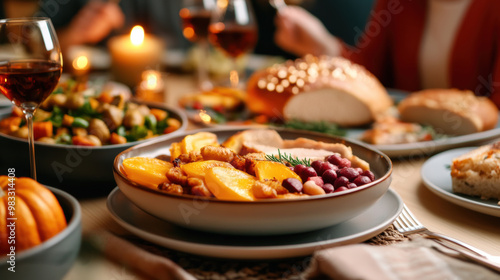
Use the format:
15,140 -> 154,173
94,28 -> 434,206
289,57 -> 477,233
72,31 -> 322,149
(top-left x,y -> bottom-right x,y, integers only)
108,26 -> 164,88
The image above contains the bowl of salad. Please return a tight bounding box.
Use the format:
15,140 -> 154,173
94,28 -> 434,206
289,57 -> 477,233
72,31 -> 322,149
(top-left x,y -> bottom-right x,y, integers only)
0,78 -> 187,197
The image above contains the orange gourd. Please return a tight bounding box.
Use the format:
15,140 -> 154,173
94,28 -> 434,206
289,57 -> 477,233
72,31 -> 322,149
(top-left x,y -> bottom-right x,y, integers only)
0,176 -> 67,254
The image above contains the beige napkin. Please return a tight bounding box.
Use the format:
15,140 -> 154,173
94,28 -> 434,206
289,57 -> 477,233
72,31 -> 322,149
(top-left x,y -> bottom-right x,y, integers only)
303,237 -> 500,280
89,231 -> 196,280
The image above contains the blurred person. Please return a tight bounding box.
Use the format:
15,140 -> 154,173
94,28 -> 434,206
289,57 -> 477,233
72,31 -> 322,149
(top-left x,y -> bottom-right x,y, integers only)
36,0 -> 189,55
274,0 -> 500,108
49,1 -> 125,56
0,0 -> 39,18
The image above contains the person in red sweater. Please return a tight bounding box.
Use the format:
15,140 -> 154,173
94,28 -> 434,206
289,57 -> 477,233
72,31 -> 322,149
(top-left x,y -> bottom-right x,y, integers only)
274,0 -> 500,108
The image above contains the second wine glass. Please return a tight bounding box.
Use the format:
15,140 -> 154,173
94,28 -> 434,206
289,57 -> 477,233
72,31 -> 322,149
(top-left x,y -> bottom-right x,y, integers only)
209,0 -> 258,88
180,0 -> 216,91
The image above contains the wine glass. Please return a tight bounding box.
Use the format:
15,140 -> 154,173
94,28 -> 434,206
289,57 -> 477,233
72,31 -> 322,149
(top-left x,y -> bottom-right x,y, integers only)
209,0 -> 258,88
180,0 -> 216,91
0,18 -> 63,180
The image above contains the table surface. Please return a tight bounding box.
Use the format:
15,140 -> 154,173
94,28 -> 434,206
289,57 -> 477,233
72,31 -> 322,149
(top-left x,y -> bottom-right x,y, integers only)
61,73 -> 500,279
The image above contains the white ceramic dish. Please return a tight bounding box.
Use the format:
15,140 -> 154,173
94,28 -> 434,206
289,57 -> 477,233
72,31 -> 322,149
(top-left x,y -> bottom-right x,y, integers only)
113,127 -> 393,235
350,89 -> 500,157
107,187 -> 403,259
421,147 -> 500,217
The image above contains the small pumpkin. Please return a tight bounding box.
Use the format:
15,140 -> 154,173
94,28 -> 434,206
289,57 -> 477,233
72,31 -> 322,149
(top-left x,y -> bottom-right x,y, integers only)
0,176 -> 67,254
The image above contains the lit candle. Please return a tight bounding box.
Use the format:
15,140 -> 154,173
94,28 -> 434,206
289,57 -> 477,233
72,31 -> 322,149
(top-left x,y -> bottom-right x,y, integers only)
135,70 -> 166,103
72,55 -> 90,76
108,26 -> 164,88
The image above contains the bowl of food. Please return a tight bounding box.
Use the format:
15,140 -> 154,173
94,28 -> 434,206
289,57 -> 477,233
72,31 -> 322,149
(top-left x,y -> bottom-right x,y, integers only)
0,78 -> 187,197
0,176 -> 81,280
113,127 -> 392,235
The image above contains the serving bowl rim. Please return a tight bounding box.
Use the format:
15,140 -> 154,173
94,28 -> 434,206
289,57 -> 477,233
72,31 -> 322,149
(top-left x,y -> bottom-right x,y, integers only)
0,186 -> 81,261
0,102 -> 188,149
113,126 -> 393,205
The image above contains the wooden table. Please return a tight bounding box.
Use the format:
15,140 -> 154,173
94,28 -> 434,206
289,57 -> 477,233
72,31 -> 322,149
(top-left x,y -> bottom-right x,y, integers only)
63,74 -> 500,279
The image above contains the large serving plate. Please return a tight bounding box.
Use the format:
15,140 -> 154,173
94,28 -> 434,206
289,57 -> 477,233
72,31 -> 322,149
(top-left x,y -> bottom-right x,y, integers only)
107,187 -> 403,259
114,127 -> 393,235
346,89 -> 500,157
348,126 -> 500,158
0,103 -> 187,198
421,147 -> 500,217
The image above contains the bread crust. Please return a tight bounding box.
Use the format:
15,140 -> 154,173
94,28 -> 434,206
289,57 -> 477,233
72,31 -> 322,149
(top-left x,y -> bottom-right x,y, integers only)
398,89 -> 498,135
246,55 -> 393,127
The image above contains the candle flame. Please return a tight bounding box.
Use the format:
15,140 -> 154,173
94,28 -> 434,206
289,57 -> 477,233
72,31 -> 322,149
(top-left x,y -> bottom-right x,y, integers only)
130,25 -> 145,46
72,55 -> 89,70
142,70 -> 160,90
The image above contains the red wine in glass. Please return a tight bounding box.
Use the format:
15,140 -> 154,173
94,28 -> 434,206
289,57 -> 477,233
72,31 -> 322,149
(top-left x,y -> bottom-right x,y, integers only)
0,17 -> 63,181
180,0 -> 216,90
0,60 -> 62,108
209,23 -> 258,58
180,8 -> 212,42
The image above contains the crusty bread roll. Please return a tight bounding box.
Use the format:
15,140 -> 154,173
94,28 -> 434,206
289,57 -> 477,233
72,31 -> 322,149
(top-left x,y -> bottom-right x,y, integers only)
246,55 -> 393,127
451,142 -> 500,204
398,89 -> 499,135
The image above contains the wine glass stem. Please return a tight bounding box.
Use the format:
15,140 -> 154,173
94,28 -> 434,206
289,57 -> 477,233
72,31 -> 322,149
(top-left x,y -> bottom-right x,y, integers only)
197,40 -> 212,90
229,58 -> 239,88
25,111 -> 36,180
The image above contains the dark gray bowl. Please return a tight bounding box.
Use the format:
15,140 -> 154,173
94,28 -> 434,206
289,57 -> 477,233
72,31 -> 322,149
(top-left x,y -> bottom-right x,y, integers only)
0,103 -> 187,197
0,186 -> 81,280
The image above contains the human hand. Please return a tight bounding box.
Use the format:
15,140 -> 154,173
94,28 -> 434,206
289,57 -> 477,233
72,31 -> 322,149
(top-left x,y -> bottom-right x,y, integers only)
274,6 -> 341,57
59,1 -> 124,49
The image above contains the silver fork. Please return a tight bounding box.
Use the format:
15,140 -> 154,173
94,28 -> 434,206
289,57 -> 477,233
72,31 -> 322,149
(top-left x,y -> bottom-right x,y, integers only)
394,204 -> 500,272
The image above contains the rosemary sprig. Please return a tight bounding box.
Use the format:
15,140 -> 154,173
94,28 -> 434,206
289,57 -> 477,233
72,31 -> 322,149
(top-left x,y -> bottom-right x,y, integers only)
265,149 -> 311,167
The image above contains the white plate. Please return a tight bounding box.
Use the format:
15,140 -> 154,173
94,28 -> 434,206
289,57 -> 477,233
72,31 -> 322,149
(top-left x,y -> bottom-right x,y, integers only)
421,147 -> 500,217
346,89 -> 500,157
107,187 -> 403,260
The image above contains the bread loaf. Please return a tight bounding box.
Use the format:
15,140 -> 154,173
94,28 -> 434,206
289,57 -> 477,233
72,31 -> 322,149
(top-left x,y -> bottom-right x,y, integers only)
451,142 -> 500,204
246,55 -> 393,127
398,89 -> 499,135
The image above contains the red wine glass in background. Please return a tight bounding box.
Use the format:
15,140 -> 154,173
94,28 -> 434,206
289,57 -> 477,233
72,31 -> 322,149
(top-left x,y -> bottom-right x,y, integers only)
180,0 -> 216,91
0,18 -> 63,180
209,0 -> 258,88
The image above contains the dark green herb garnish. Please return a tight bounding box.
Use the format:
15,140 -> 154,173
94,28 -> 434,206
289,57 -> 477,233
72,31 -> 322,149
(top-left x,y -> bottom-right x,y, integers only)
265,149 -> 311,167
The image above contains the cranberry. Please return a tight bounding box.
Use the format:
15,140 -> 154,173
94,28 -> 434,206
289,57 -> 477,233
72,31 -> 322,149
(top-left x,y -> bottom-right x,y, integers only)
347,183 -> 358,189
334,176 -> 349,188
326,154 -> 343,165
294,164 -> 307,176
354,167 -> 363,174
311,160 -> 323,174
322,169 -> 338,185
322,183 -> 334,193
361,170 -> 375,181
300,166 -> 317,182
353,175 -> 372,186
334,186 -> 348,193
338,167 -> 360,181
307,176 -> 324,187
282,178 -> 303,193
338,158 -> 352,168
318,162 -> 337,175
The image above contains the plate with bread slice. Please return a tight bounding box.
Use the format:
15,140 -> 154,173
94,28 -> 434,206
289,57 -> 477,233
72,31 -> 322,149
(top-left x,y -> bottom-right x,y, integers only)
421,146 -> 500,217
242,55 -> 500,158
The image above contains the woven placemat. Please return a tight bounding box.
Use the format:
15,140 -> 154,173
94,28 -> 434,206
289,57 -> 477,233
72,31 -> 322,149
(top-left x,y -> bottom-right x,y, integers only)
126,225 -> 408,280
